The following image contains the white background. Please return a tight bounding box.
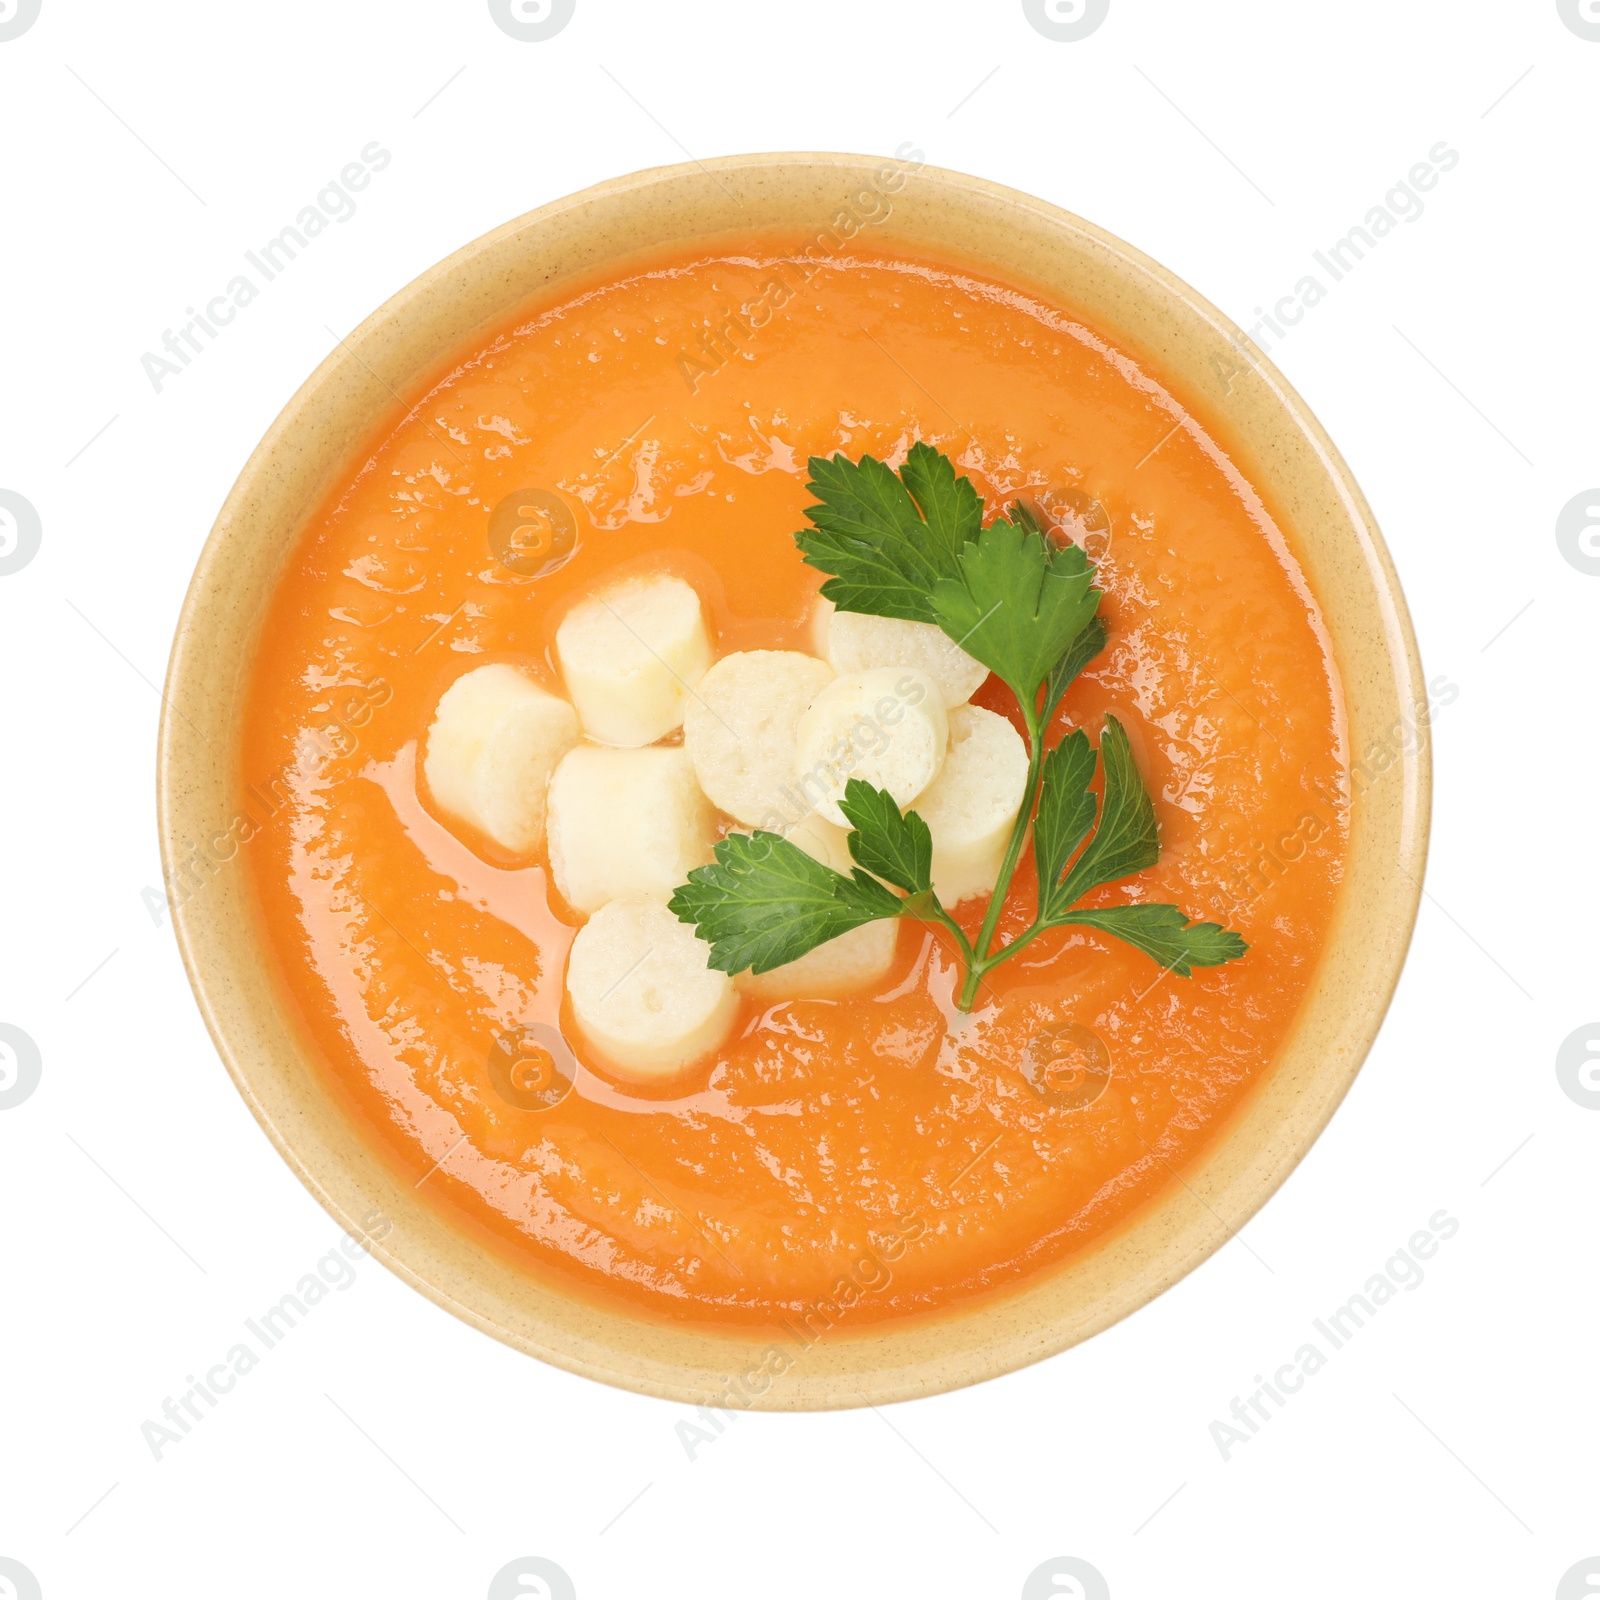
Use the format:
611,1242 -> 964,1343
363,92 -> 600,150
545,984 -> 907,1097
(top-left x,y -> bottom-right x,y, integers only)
1,2 -> 1596,1596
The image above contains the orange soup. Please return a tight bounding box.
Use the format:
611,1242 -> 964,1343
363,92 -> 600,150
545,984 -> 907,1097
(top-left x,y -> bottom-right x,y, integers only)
239,238 -> 1346,1331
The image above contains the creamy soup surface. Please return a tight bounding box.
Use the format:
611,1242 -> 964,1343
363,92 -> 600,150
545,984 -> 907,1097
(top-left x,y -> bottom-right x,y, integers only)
241,238 -> 1347,1329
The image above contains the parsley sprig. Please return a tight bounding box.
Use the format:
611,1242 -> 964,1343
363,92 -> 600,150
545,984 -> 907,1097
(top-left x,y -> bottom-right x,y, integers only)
669,443 -> 1246,1011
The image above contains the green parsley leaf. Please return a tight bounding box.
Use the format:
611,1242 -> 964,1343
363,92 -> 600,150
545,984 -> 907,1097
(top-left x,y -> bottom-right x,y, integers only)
1044,614 -> 1107,720
1052,715 -> 1159,910
1008,500 -> 1048,536
1055,903 -> 1248,976
839,778 -> 933,895
1032,729 -> 1098,920
677,444 -> 1247,1010
795,450 -> 967,624
930,514 -> 1102,704
669,831 -> 901,976
898,441 -> 983,565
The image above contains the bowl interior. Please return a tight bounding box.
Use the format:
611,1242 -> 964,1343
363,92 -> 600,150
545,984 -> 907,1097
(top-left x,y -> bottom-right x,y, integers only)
159,154 -> 1428,1409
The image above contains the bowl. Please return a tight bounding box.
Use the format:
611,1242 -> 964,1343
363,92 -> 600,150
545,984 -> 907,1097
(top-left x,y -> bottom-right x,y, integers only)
158,153 -> 1429,1409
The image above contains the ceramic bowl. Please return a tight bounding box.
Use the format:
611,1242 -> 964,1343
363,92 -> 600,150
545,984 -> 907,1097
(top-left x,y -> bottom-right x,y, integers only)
158,153 -> 1429,1408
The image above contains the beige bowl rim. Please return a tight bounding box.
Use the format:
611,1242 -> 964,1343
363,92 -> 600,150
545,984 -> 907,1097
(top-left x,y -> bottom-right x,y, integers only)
158,152 -> 1430,1410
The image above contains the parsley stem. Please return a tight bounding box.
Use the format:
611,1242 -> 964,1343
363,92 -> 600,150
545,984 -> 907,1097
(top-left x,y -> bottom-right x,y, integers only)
955,914 -> 1059,1010
956,958 -> 988,1013
968,698 -> 1045,977
925,901 -> 977,970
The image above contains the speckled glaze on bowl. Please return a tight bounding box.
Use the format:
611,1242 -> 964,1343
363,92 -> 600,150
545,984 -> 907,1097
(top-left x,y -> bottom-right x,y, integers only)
158,154 -> 1429,1409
